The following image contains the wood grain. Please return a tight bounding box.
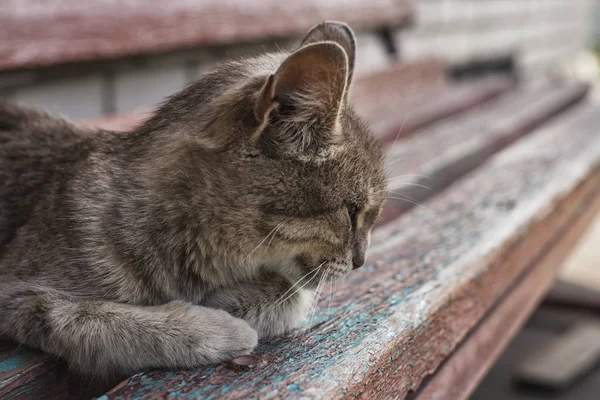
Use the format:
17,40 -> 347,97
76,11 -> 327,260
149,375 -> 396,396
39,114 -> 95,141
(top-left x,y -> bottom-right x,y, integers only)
354,66 -> 514,143
352,59 -> 448,120
0,342 -> 105,400
382,81 -> 589,221
101,99 -> 600,398
0,0 -> 413,71
1,85 -> 593,399
412,157 -> 600,400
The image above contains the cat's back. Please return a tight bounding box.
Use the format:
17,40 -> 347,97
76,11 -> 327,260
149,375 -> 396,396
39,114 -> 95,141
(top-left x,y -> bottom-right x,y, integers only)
0,102 -> 98,249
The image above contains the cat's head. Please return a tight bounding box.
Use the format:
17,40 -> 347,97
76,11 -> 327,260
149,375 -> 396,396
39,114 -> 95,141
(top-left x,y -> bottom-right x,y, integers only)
146,22 -> 387,287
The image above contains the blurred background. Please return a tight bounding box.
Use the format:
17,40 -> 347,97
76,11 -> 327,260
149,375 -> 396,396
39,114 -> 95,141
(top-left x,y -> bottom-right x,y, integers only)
1,0 -> 599,120
1,1 -> 599,399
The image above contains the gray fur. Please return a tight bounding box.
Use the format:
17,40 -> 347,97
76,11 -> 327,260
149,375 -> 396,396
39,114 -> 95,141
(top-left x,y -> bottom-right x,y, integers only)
0,22 -> 386,380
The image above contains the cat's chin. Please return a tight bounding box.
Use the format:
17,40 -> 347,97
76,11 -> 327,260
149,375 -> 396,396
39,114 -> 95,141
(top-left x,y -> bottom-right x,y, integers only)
274,260 -> 353,290
303,261 -> 352,288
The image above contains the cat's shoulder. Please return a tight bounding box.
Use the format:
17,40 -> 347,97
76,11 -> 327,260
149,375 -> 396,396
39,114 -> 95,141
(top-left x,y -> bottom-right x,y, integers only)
0,102 -> 101,250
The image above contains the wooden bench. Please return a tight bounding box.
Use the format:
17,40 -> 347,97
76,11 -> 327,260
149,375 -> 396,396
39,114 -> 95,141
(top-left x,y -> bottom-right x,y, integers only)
352,60 -> 514,144
2,2 -> 599,399
96,83 -> 598,400
0,0 -> 413,72
1,75 -> 596,399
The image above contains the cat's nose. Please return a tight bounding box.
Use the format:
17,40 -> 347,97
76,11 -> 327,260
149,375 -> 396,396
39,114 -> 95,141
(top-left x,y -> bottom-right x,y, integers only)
352,253 -> 365,269
352,238 -> 368,269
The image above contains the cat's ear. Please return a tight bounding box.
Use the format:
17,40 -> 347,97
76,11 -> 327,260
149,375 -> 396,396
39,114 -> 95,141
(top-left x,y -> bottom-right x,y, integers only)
254,42 -> 349,140
300,21 -> 356,88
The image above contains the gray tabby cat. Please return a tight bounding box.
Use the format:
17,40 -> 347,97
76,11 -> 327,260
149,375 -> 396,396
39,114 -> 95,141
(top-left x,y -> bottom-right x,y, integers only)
0,22 -> 387,379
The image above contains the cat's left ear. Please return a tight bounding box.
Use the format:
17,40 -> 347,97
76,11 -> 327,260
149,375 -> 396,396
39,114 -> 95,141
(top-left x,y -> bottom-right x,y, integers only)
300,21 -> 356,88
254,41 -> 349,136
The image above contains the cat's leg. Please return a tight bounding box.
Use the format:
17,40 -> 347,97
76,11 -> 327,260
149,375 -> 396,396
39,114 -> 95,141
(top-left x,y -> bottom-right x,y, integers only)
201,271 -> 315,339
0,284 -> 257,379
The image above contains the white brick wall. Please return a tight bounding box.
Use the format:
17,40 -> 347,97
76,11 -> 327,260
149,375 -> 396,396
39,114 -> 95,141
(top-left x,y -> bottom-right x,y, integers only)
398,0 -> 594,80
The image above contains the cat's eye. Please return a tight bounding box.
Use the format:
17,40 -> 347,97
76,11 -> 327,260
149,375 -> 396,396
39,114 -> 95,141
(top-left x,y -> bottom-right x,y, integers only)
347,203 -> 360,227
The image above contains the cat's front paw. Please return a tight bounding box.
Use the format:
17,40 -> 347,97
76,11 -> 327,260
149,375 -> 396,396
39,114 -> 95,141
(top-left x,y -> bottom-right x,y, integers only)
164,302 -> 258,364
191,305 -> 258,362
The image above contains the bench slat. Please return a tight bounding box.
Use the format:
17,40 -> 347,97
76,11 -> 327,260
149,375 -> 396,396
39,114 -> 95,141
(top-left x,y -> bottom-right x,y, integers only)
0,341 -> 105,400
0,0 -> 413,71
412,159 -> 600,400
0,343 -> 51,399
355,71 -> 513,143
376,77 -> 512,143
382,81 -> 589,221
0,82 -> 591,399
102,97 -> 600,398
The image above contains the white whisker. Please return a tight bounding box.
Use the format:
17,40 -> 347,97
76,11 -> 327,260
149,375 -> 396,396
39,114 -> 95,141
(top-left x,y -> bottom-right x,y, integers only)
306,269 -> 328,322
274,262 -> 325,308
391,116 -> 408,148
246,222 -> 283,259
388,182 -> 431,191
386,173 -> 430,181
386,195 -> 429,210
274,262 -> 325,306
264,224 -> 282,250
286,269 -> 329,344
385,160 -> 409,178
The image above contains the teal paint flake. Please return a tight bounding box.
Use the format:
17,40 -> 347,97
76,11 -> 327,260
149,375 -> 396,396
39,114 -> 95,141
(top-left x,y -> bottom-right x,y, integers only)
286,383 -> 301,393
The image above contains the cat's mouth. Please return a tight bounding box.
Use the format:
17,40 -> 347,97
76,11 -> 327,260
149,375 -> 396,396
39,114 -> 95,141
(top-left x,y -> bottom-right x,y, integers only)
284,254 -> 352,289
301,259 -> 351,289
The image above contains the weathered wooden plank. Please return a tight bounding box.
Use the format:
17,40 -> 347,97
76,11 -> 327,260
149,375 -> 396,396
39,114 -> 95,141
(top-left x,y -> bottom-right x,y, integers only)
1,82 -> 589,398
412,164 -> 600,400
382,81 -> 589,221
0,342 -> 52,399
361,101 -> 600,399
352,59 -> 515,143
356,73 -> 514,143
0,0 -> 413,71
352,59 -> 448,118
101,96 -> 600,398
0,341 -> 105,400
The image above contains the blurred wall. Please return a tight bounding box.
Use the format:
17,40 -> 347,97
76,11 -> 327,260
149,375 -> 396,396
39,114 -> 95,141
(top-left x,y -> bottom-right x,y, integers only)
594,0 -> 600,47
397,0 -> 595,81
0,0 -> 596,120
0,33 -> 391,120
